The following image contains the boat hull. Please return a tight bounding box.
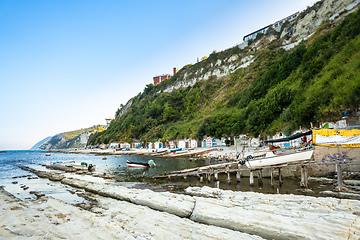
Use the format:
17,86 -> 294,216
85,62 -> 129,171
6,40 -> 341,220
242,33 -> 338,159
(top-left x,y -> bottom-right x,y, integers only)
170,148 -> 182,152
245,150 -> 314,168
126,160 -> 151,168
127,163 -> 150,168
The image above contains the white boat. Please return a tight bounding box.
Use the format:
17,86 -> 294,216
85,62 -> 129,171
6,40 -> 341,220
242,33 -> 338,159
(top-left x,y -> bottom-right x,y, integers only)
156,148 -> 168,153
127,160 -> 156,168
53,161 -> 95,171
245,149 -> 314,168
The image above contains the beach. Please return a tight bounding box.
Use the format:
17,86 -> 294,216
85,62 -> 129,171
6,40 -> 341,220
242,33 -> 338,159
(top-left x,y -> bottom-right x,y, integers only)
0,187 -> 263,240
1,163 -> 359,240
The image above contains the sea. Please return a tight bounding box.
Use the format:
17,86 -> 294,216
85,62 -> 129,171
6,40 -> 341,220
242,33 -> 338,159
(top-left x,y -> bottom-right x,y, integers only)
0,150 -> 328,205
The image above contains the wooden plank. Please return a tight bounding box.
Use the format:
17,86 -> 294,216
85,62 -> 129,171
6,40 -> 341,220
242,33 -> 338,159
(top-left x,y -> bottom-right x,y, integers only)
250,171 -> 254,186
336,163 -> 343,192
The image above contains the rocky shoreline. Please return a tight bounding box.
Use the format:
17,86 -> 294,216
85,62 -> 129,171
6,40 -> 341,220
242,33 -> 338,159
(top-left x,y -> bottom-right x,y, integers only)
50,147 -> 229,159
2,165 -> 359,239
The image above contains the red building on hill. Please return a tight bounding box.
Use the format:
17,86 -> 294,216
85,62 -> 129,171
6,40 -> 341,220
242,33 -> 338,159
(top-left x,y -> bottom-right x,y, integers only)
153,67 -> 178,86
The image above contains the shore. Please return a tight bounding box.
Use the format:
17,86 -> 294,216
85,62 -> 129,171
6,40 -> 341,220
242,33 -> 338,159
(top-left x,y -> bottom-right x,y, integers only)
59,147 -> 234,159
1,166 -> 359,240
0,187 -> 261,240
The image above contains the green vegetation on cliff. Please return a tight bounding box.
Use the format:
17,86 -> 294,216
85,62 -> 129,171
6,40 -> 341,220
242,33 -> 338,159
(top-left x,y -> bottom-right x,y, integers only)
89,8 -> 360,145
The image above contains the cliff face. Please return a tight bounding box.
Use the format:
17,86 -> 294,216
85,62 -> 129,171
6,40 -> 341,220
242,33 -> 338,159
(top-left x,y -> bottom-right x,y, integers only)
158,0 -> 359,94
30,136 -> 52,150
288,0 -> 359,43
39,132 -> 91,150
35,125 -> 105,150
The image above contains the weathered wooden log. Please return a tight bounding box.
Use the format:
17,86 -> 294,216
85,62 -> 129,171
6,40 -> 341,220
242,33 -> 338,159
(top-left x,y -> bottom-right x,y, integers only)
300,165 -> 308,188
214,172 -> 219,181
336,163 -> 343,192
258,169 -> 263,185
278,168 -> 282,185
250,171 -> 254,186
226,166 -> 231,184
236,164 -> 241,183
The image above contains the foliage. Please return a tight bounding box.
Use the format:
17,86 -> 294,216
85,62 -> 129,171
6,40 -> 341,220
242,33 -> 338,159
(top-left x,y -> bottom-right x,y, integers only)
88,8 -> 360,145
62,125 -> 105,141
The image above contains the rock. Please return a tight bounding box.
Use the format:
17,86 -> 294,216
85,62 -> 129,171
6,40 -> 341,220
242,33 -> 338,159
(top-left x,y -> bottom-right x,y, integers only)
61,177 -> 196,218
344,180 -> 360,186
34,193 -> 45,199
187,186 -> 360,240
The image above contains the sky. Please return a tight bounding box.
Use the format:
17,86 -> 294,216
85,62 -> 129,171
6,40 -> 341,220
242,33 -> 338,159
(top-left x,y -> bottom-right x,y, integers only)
0,0 -> 316,150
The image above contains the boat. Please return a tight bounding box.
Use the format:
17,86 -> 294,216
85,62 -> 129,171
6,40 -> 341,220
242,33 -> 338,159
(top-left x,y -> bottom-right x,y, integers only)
174,149 -> 189,154
65,162 -> 96,171
126,159 -> 156,168
53,161 -> 96,171
170,148 -> 182,153
46,153 -> 51,156
244,149 -> 314,168
156,148 -> 168,153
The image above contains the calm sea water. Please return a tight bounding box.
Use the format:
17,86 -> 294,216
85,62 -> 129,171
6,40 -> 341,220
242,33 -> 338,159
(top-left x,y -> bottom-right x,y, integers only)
0,150 -> 327,204
0,150 -> 214,203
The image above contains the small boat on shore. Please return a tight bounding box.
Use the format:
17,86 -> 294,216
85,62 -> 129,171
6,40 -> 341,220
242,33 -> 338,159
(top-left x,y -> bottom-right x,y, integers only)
245,149 -> 314,168
156,148 -> 168,154
170,148 -> 182,153
174,149 -> 189,154
127,160 -> 156,168
53,161 -> 96,171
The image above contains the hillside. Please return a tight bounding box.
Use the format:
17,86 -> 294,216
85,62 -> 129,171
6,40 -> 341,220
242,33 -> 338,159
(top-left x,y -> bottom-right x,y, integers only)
30,136 -> 52,150
37,125 -> 105,150
89,0 -> 360,146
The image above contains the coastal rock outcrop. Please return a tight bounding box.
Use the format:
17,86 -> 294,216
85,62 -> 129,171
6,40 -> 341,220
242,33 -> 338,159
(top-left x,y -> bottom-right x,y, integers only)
26,165 -> 360,240
186,186 -> 360,240
60,177 -> 196,218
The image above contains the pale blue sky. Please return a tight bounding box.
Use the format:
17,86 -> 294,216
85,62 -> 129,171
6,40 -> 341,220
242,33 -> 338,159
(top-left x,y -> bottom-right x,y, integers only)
0,0 -> 315,150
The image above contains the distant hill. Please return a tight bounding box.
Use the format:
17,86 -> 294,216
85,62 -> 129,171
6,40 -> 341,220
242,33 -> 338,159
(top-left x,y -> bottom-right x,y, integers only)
36,125 -> 105,150
30,136 -> 52,150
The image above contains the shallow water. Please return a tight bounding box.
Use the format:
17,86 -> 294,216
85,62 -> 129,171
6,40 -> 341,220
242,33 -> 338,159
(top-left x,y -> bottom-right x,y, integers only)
0,150 -> 333,204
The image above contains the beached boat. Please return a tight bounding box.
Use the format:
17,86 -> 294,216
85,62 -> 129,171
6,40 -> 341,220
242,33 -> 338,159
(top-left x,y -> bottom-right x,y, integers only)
245,149 -> 314,168
170,148 -> 182,153
173,149 -> 189,154
53,161 -> 95,171
156,148 -> 168,153
127,159 -> 156,168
